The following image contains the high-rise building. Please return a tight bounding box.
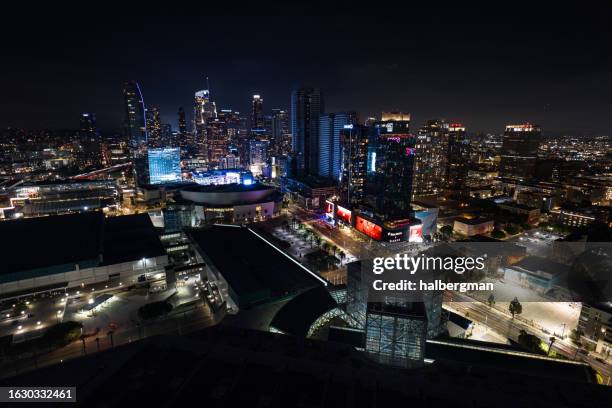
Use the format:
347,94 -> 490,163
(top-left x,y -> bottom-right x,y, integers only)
251,94 -> 265,130
122,80 -> 147,147
146,106 -> 162,147
161,124 -> 173,146
291,87 -> 324,176
217,109 -> 241,141
148,147 -> 181,184
78,113 -> 101,168
318,112 -> 358,181
206,118 -> 229,166
365,113 -> 416,219
339,124 -> 369,206
271,108 -> 290,154
499,123 -> 541,180
249,139 -> 269,167
446,123 -> 469,190
194,88 -> 217,156
79,112 -> 97,137
178,107 -> 187,134
413,119 -> 448,196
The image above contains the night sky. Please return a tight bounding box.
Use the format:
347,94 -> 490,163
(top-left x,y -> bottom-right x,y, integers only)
2,4 -> 611,135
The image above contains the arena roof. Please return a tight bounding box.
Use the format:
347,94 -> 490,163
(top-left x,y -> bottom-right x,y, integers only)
187,225 -> 325,308
270,286 -> 337,336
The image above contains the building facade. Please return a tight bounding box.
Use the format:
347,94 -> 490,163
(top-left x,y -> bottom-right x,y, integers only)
318,112 -> 357,181
499,124 -> 542,180
122,80 -> 147,147
291,87 -> 324,176
365,113 -> 416,219
148,147 -> 181,184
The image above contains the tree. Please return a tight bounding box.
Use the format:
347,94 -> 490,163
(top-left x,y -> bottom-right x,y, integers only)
518,329 -> 542,354
321,241 -> 328,253
338,251 -> 346,263
491,229 -> 506,239
440,225 -> 453,237
39,321 -> 83,349
547,336 -> 556,356
569,328 -> 584,345
509,297 -> 522,318
487,293 -> 495,307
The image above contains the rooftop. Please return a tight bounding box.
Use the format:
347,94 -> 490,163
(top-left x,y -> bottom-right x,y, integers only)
0,212 -> 166,279
270,286 -> 337,336
187,225 -> 325,307
4,325 -> 606,407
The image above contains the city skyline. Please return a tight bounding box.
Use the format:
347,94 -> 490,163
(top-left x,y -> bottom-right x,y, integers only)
1,6 -> 612,135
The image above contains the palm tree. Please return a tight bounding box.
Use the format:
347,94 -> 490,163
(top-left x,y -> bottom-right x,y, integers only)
548,336 -> 556,356
322,242 -> 330,254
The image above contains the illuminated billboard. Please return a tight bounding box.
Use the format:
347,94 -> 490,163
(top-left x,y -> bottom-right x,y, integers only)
325,200 -> 335,216
409,224 -> 423,242
336,205 -> 352,224
355,216 -> 382,240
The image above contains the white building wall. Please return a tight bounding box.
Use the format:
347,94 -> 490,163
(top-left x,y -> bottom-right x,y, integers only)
0,255 -> 168,298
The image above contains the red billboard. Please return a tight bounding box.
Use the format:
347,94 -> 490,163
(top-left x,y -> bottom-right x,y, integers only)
336,205 -> 352,224
409,224 -> 423,242
355,216 -> 382,240
325,200 -> 334,215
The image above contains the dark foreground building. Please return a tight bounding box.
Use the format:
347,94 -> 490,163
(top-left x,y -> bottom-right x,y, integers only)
1,325 -> 607,408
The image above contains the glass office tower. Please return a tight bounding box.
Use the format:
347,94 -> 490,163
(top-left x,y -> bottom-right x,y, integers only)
148,147 -> 181,184
318,112 -> 357,181
122,80 -> 147,147
365,112 -> 416,219
499,123 -> 542,180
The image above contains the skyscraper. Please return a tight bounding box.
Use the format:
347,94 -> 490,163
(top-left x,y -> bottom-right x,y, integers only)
291,87 -> 324,176
146,106 -> 162,147
339,124 -> 369,206
499,123 -> 542,180
251,94 -> 264,130
446,123 -> 469,190
148,147 -> 181,184
178,107 -> 187,134
271,108 -> 290,154
194,88 -> 217,156
78,113 -> 101,168
413,119 -> 448,197
206,118 -> 229,166
365,113 -> 416,219
122,80 -> 147,147
79,112 -> 97,137
318,112 -> 358,180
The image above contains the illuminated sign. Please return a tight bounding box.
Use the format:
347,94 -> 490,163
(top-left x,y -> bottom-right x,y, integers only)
343,124 -> 354,129
325,200 -> 335,215
405,147 -> 416,156
336,206 -> 352,224
355,216 -> 382,240
409,224 -> 423,243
